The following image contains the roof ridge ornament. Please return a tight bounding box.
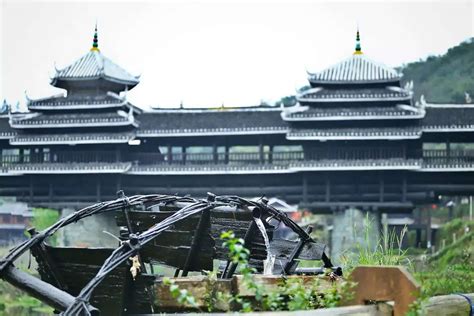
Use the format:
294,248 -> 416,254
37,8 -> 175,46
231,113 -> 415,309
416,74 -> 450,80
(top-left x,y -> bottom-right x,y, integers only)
354,27 -> 363,55
90,23 -> 100,52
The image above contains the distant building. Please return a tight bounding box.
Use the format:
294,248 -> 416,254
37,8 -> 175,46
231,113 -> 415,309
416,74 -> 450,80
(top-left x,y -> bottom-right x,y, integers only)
0,198 -> 32,245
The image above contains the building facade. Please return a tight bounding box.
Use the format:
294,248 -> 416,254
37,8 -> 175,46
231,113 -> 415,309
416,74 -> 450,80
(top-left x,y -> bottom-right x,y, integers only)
0,28 -> 473,216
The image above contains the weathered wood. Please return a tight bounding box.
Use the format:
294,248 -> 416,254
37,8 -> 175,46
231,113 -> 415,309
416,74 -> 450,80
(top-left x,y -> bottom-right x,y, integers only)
283,226 -> 313,274
115,211 -> 201,231
169,304 -> 392,315
182,209 -> 211,276
154,276 -> 232,312
422,293 -> 474,316
38,246 -> 130,315
348,265 -> 420,316
141,244 -> 214,270
153,275 -> 363,314
2,265 -> 99,315
233,274 -> 336,297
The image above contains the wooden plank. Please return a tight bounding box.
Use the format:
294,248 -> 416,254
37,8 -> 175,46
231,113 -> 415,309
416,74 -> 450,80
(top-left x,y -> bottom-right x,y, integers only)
141,244 -> 214,271
154,276 -> 232,312
348,266 -> 420,316
234,274 -> 335,297
40,246 -> 130,315
115,211 -> 201,231
423,293 -> 474,316
170,304 -> 389,315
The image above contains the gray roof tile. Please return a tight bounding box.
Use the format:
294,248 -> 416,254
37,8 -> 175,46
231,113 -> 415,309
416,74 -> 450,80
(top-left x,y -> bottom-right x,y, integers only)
308,54 -> 400,84
52,51 -> 139,86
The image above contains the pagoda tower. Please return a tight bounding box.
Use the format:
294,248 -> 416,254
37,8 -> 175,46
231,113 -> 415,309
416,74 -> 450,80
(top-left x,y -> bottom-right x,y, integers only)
8,25 -> 141,172
282,29 -> 425,258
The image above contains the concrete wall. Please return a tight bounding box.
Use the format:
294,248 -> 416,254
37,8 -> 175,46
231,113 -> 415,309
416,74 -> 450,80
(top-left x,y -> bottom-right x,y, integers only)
330,208 -> 380,263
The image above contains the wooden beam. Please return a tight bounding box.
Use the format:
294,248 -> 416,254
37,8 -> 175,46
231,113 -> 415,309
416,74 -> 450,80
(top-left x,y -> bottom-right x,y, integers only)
2,265 -> 98,315
348,266 -> 420,316
423,293 -> 474,316
181,209 -> 210,276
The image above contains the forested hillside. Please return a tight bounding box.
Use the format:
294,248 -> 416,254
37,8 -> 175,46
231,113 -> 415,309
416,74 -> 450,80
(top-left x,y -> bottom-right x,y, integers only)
399,38 -> 474,104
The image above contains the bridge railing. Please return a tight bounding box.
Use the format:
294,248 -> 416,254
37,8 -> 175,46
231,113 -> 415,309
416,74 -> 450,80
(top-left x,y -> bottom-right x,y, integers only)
2,149 -> 474,167
423,149 -> 474,164
126,151 -> 305,165
1,151 -> 118,166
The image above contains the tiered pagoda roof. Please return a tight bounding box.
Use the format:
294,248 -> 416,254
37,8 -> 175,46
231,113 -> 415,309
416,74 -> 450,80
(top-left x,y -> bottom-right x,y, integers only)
50,25 -> 139,90
10,111 -> 137,129
51,51 -> 139,87
297,87 -> 411,103
8,26 -> 140,145
10,132 -> 134,145
281,29 -> 422,142
282,105 -> 423,121
287,127 -> 422,141
0,117 -> 16,139
307,54 -> 401,85
27,92 -> 130,111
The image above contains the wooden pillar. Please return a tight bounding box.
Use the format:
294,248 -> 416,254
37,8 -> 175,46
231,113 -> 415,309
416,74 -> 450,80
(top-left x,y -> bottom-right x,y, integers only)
96,178 -> 101,202
167,145 -> 172,165
446,139 -> 451,161
115,146 -> 121,162
415,229 -> 422,248
259,142 -> 264,164
224,145 -> 229,164
116,175 -> 122,193
19,148 -> 24,163
402,176 -> 407,202
426,207 -> 432,249
379,177 -> 385,203
302,173 -> 308,204
325,176 -> 330,203
213,144 -> 218,164
29,176 -> 33,204
182,147 -> 187,165
415,209 -> 422,247
48,183 -> 53,204
268,145 -> 274,164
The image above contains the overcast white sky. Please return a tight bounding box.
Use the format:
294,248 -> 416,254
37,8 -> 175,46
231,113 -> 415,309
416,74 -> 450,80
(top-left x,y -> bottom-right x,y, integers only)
1,0 -> 473,109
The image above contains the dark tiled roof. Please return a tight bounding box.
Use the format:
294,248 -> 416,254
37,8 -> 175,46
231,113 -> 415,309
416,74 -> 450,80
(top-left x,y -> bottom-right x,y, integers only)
10,112 -> 136,128
137,109 -> 288,136
0,117 -> 16,138
0,162 -> 131,174
28,94 -> 127,110
308,54 -> 400,84
423,105 -> 474,131
283,105 -> 423,121
298,87 -> 410,102
10,133 -> 134,145
52,51 -> 139,86
287,127 -> 422,140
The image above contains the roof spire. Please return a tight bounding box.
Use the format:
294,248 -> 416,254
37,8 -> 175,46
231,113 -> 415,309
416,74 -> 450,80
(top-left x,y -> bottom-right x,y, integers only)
354,26 -> 362,55
90,22 -> 100,52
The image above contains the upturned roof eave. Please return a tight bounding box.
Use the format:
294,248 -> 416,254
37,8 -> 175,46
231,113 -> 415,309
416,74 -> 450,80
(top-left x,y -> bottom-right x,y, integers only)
50,74 -> 139,88
308,77 -> 401,85
281,113 -> 425,122
296,96 -> 411,103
